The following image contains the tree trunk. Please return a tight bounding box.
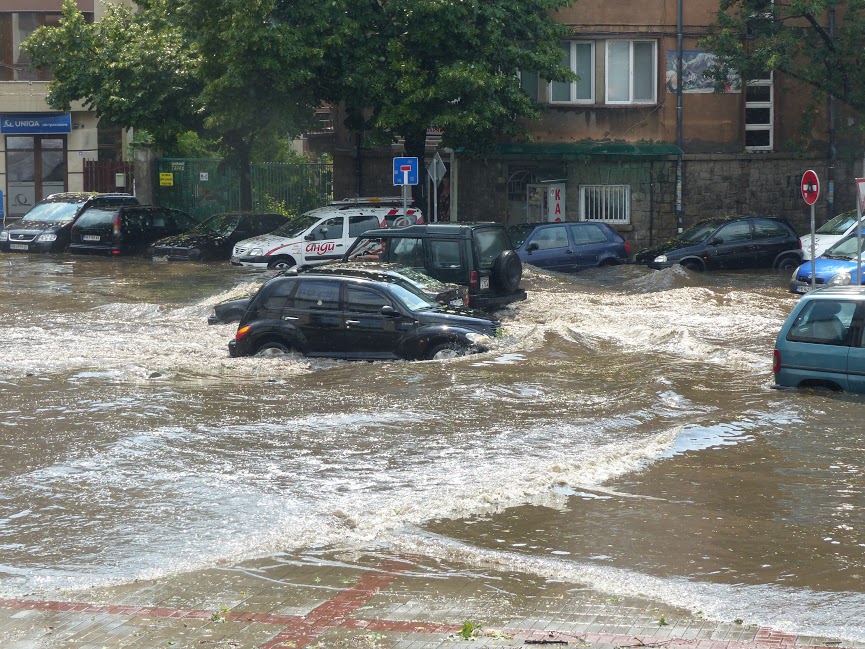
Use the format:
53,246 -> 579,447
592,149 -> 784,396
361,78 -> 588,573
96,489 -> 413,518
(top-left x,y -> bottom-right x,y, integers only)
402,128 -> 428,217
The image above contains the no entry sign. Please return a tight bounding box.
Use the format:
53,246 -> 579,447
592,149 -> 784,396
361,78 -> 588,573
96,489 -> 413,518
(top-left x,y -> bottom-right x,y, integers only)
801,170 -> 820,206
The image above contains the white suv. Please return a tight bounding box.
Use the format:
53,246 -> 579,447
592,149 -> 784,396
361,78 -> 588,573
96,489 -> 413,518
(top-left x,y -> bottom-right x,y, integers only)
230,197 -> 422,270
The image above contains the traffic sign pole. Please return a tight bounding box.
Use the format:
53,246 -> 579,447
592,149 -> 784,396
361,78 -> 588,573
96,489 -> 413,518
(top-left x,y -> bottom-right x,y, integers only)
801,170 -> 820,289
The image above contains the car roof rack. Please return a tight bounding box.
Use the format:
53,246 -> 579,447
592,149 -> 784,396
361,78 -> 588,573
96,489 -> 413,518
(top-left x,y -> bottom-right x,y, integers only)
328,196 -> 410,207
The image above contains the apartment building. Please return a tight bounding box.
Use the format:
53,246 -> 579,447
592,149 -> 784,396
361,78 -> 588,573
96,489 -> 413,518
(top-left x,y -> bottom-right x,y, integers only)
0,0 -> 132,218
327,0 -> 861,250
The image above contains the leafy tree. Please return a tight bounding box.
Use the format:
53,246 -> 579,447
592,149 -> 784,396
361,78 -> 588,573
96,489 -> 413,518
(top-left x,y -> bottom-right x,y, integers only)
23,0 -> 329,209
322,0 -> 576,206
702,1 -> 865,114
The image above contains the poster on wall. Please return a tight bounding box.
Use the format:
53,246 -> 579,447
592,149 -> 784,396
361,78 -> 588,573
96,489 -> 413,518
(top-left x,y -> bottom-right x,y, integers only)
665,50 -> 739,93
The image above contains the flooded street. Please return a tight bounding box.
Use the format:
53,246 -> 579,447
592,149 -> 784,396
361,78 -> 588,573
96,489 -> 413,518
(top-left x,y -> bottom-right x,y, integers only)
0,254 -> 863,643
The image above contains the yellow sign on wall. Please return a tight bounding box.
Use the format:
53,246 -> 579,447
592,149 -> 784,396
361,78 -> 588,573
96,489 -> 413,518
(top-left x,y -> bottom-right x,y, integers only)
159,172 -> 174,187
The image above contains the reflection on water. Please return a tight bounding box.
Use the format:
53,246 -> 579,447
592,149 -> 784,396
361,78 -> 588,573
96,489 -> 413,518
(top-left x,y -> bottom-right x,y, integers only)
0,254 -> 862,640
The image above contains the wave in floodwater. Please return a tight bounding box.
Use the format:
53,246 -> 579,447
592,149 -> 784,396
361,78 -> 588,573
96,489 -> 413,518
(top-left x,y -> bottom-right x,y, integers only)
3,260 -> 859,642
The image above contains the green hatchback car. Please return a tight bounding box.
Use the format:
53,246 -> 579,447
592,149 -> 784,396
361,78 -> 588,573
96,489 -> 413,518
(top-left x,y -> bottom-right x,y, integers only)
773,286 -> 865,392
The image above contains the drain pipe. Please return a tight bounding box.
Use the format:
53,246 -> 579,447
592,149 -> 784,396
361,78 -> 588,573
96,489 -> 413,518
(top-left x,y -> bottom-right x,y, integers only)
828,4 -> 836,220
675,0 -> 684,233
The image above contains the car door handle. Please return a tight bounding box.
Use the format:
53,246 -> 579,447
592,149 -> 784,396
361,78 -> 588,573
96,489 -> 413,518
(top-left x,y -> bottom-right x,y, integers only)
565,249 -> 574,254
346,319 -> 360,325
283,316 -> 298,320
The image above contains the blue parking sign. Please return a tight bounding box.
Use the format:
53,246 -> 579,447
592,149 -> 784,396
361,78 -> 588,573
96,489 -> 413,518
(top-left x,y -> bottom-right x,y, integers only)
393,157 -> 419,186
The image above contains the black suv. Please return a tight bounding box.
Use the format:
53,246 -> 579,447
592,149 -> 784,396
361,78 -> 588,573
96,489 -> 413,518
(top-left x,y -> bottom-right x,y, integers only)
0,192 -> 139,253
228,273 -> 501,361
635,216 -> 802,272
69,205 -> 197,256
342,223 -> 526,309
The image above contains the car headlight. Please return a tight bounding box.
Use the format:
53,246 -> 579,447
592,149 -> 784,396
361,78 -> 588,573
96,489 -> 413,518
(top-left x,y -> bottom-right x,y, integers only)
828,271 -> 852,286
250,248 -> 263,257
0,231 -> 7,241
654,254 -> 668,263
37,233 -> 57,242
465,332 -> 492,346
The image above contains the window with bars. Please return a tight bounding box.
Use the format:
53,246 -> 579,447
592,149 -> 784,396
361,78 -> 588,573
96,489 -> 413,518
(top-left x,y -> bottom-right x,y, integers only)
579,185 -> 631,224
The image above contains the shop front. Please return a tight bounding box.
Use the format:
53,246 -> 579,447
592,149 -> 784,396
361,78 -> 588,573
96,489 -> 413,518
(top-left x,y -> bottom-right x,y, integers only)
1,112 -> 71,218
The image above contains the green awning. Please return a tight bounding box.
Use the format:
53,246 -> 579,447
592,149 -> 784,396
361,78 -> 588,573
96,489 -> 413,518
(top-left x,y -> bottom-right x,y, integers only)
495,141 -> 681,157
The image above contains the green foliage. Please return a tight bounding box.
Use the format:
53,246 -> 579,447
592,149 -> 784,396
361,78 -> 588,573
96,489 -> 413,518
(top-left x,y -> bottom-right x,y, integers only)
458,620 -> 482,639
702,1 -> 865,115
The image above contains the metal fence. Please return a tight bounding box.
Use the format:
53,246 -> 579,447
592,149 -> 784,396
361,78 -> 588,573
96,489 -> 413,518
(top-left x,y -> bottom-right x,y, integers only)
155,159 -> 333,221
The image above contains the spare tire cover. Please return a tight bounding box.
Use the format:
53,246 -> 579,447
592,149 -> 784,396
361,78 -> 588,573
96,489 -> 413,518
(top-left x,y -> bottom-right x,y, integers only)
491,250 -> 522,293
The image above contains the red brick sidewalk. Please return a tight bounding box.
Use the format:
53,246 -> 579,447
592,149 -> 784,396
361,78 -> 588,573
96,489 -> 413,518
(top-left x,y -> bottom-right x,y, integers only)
0,553 -> 857,648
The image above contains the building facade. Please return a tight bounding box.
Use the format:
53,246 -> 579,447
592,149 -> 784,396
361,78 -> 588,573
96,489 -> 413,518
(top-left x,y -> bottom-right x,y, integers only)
0,0 -> 132,219
328,0 -> 862,251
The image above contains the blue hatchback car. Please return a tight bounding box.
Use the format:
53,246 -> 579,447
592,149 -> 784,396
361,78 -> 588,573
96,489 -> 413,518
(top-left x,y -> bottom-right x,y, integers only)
789,230 -> 865,295
508,221 -> 630,273
774,286 -> 865,393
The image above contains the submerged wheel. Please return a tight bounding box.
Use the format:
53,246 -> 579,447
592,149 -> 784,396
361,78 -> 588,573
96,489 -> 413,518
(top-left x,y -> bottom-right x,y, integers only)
680,259 -> 703,272
427,342 -> 469,360
267,257 -> 296,270
776,255 -> 800,274
254,341 -> 293,358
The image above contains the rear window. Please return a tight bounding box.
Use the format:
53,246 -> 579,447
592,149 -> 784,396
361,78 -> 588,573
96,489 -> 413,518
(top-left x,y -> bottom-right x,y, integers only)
474,228 -> 511,268
786,300 -> 858,345
74,208 -> 121,228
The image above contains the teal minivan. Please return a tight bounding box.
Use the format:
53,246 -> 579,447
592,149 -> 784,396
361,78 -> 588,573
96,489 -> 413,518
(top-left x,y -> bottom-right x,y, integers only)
773,286 -> 865,392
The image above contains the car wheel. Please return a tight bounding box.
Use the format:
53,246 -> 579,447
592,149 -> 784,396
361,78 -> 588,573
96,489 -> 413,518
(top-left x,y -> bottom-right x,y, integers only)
254,341 -> 293,358
267,257 -> 296,270
776,255 -> 800,274
491,250 -> 522,292
681,259 -> 702,272
427,342 -> 468,360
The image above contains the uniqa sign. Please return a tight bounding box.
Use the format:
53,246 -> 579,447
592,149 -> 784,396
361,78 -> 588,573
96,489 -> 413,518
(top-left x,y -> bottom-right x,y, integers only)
0,113 -> 72,134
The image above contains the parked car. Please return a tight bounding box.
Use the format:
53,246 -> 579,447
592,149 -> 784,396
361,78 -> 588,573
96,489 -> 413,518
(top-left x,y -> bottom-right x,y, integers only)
149,212 -> 287,261
342,223 -> 526,310
0,192 -> 139,254
773,285 -> 865,393
800,209 -> 861,260
789,230 -> 865,294
228,273 -> 501,361
207,262 -> 467,325
635,216 -> 802,272
509,221 -> 630,272
230,197 -> 422,270
69,205 -> 197,256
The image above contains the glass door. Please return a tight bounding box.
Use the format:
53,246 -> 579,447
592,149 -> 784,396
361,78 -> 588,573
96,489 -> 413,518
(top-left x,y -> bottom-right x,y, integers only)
5,135 -> 66,217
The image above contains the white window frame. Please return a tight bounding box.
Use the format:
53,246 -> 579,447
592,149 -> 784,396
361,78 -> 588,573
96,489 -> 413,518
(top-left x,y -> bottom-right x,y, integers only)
745,72 -> 773,151
604,40 -> 657,105
579,185 -> 631,224
549,41 -> 595,104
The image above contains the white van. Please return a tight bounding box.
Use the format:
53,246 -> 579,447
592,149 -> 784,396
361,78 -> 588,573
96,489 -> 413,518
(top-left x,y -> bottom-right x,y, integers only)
230,197 -> 422,270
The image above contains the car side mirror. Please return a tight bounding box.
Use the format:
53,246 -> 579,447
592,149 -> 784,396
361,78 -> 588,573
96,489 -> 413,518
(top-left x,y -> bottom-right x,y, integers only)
526,242 -> 539,252
304,234 -> 314,241
380,305 -> 399,317
710,237 -> 724,245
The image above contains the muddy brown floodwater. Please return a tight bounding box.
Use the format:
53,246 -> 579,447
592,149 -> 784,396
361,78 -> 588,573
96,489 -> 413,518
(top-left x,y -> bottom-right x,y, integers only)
0,253 -> 862,642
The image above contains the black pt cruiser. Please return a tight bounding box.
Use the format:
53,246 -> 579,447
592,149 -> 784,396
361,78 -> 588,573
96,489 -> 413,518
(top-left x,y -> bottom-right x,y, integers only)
228,273 -> 501,361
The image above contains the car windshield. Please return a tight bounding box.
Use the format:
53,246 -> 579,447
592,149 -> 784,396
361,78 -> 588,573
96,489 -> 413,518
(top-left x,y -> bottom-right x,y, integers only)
508,224 -> 539,247
387,281 -> 438,311
270,213 -> 320,238
19,201 -> 84,224
678,220 -> 723,242
195,213 -> 241,236
347,237 -> 385,260
816,210 -> 859,235
823,233 -> 865,260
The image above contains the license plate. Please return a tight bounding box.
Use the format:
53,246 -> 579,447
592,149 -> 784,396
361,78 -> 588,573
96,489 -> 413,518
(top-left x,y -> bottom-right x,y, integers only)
9,243 -> 28,251
82,235 -> 101,242
795,284 -> 813,294
480,276 -> 490,290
